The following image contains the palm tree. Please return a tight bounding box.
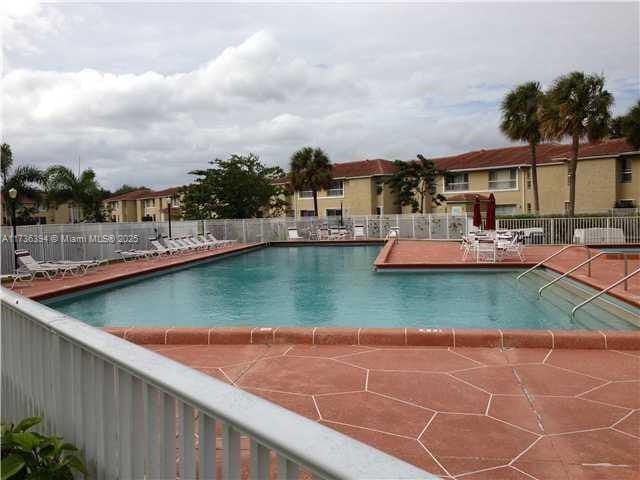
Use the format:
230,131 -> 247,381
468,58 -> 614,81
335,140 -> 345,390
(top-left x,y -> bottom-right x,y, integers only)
1,143 -> 46,224
540,72 -> 613,216
500,82 -> 544,215
45,165 -> 106,222
289,147 -> 332,217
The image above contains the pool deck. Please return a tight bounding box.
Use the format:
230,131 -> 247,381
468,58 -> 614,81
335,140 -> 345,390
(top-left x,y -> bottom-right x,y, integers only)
141,342 -> 640,479
376,240 -> 640,308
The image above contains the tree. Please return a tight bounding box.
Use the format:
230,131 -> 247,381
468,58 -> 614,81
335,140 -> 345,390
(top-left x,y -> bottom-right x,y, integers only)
110,184 -> 149,196
181,153 -> 288,219
1,143 -> 46,225
387,155 -> 445,213
500,82 -> 544,215
289,147 -> 332,217
540,72 -> 613,216
610,100 -> 640,149
45,166 -> 108,222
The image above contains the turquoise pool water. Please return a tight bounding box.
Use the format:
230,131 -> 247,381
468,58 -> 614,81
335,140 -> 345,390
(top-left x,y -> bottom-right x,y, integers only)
47,246 -> 638,331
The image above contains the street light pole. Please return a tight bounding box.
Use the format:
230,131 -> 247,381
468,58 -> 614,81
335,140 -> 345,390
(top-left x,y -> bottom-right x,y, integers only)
8,187 -> 18,272
167,198 -> 172,239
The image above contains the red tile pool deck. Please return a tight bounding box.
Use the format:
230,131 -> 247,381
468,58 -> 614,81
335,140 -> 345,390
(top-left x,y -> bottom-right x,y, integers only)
139,342 -> 640,479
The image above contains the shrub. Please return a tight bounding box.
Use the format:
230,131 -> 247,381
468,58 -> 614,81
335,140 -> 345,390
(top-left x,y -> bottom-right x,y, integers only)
1,416 -> 86,480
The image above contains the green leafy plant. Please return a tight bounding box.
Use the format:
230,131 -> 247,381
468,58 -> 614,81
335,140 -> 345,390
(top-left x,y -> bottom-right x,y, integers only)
1,416 -> 87,480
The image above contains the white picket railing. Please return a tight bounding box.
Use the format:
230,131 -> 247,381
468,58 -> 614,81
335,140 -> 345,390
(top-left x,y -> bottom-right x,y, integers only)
0,288 -> 435,480
2,214 -> 639,273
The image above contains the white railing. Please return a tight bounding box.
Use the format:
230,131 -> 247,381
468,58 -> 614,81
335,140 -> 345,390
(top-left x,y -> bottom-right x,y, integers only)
2,214 -> 638,273
0,288 -> 435,480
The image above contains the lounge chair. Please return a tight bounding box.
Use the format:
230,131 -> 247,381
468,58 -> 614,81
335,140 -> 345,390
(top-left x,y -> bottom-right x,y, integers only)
164,238 -> 193,253
205,233 -> 236,246
151,240 -> 179,255
51,259 -> 108,273
116,249 -> 150,262
195,235 -> 218,249
184,236 -> 210,250
287,227 -> 304,241
173,238 -> 199,251
497,235 -> 525,261
16,251 -> 78,278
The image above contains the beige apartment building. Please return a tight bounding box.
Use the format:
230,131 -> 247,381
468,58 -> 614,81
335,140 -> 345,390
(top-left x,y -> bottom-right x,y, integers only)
104,187 -> 182,222
275,159 -> 402,218
1,194 -> 77,225
428,138 -> 638,216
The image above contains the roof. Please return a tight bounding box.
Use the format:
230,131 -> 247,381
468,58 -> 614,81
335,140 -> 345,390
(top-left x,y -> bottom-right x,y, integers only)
432,138 -> 636,172
105,187 -> 180,202
273,158 -> 397,185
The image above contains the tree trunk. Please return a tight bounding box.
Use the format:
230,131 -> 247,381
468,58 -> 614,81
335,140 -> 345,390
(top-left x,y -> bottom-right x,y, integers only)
567,135 -> 579,217
530,143 -> 540,215
312,189 -> 319,217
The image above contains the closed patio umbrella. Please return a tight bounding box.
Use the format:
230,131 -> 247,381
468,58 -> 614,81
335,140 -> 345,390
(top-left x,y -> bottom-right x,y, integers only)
473,195 -> 482,229
486,193 -> 496,230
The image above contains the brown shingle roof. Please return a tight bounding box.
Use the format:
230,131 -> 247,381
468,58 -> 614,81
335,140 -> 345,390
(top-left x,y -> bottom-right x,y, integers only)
432,138 -> 636,171
105,187 -> 180,202
274,158 -> 397,185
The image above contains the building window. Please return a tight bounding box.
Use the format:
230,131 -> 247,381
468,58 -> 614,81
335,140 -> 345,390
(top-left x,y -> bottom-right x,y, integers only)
619,158 -> 632,183
488,168 -> 517,190
300,210 -> 315,217
143,199 -> 155,208
495,204 -> 518,216
527,203 -> 532,214
526,169 -> 531,189
567,170 -> 572,186
444,173 -> 469,192
327,180 -> 344,197
564,201 -> 571,214
376,207 -> 383,215
326,208 -> 342,216
299,190 -> 313,198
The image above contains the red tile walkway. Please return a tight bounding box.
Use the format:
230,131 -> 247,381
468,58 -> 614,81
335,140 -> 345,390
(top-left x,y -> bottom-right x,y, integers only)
378,241 -> 640,307
148,343 -> 640,480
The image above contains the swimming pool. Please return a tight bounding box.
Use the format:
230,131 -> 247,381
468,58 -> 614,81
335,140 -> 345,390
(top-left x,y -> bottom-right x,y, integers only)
46,246 -> 639,331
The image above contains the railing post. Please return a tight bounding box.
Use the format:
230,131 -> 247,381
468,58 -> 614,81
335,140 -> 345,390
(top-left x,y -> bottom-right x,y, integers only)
428,214 -> 432,239
551,218 -> 555,245
412,214 -> 416,239
242,219 -> 247,243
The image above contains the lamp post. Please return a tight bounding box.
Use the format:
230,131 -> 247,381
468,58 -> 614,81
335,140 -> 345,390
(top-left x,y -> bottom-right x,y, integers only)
167,198 -> 172,239
8,187 -> 18,272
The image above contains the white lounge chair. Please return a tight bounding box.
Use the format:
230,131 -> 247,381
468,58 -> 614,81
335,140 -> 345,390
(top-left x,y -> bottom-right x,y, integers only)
116,249 -> 149,262
16,251 -> 78,278
52,259 -> 108,273
386,227 -> 400,240
195,235 -> 218,249
173,238 -> 198,251
151,240 -> 179,255
205,233 -> 236,246
287,227 -> 304,241
164,239 -> 192,253
497,235 -> 525,261
1,272 -> 34,289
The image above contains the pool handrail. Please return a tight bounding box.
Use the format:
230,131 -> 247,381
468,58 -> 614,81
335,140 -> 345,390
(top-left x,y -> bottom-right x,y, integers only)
570,266 -> 640,320
538,251 -> 606,297
0,287 -> 436,480
517,244 -> 586,280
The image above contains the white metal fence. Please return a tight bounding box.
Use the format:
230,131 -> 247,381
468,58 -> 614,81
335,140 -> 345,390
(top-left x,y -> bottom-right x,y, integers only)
1,288 -> 434,479
2,214 -> 639,273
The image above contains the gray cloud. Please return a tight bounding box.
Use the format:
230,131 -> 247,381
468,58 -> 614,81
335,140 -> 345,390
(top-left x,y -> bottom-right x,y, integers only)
2,2 -> 639,190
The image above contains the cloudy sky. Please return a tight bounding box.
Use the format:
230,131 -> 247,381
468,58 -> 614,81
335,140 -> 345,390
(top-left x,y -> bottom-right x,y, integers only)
2,1 -> 639,190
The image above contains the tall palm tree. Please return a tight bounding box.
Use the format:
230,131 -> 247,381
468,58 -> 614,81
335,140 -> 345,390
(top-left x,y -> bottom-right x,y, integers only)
500,82 -> 544,215
289,147 -> 332,217
540,72 -> 613,216
1,143 -> 46,224
45,165 -> 105,222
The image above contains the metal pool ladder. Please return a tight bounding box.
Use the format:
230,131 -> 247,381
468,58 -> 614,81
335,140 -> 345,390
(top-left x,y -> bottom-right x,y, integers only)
517,245 -> 586,280
538,251 -> 606,297
570,266 -> 640,319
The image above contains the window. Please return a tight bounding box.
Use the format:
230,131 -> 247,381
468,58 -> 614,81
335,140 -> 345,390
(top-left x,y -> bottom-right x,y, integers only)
619,158 -> 632,183
526,169 -> 531,189
564,201 -> 571,214
327,180 -> 344,197
488,168 -> 517,190
299,190 -> 313,198
567,170 -> 572,186
527,203 -> 532,214
444,173 -> 469,192
495,204 -> 518,216
143,198 -> 155,208
376,207 -> 383,215
450,206 -> 463,216
300,210 -> 315,217
326,209 -> 342,216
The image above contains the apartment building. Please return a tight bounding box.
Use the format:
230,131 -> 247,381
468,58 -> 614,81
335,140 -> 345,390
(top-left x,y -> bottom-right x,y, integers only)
104,187 -> 182,222
1,194 -> 76,225
429,138 -> 638,216
275,159 -> 402,218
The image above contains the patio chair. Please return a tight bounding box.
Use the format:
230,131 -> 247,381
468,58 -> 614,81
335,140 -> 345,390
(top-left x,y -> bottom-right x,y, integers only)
205,233 -> 236,246
386,227 -> 400,240
353,224 -> 365,239
182,236 -> 207,250
287,228 -> 304,241
151,240 -> 179,255
15,251 -> 77,278
165,238 -> 194,252
51,258 -> 108,273
497,235 -> 524,261
476,239 -> 496,263
461,235 -> 477,261
116,249 -> 150,262
173,238 -> 199,251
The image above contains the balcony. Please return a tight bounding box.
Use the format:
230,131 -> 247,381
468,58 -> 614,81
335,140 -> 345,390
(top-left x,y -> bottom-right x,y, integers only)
444,182 -> 469,192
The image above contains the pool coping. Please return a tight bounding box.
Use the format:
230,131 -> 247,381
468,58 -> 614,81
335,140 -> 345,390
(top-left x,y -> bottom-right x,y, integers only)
103,326 -> 640,350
